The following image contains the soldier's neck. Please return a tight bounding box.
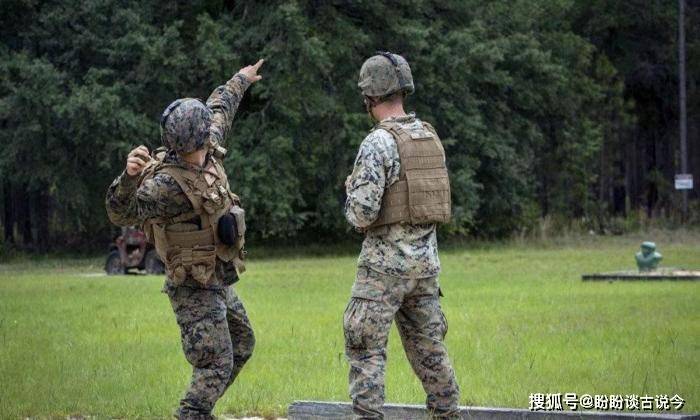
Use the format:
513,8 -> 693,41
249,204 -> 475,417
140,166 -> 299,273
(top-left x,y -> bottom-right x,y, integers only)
180,149 -> 207,167
372,103 -> 407,122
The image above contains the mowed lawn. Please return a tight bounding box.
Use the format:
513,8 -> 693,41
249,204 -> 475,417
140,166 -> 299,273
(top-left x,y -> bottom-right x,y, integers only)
1,235 -> 699,418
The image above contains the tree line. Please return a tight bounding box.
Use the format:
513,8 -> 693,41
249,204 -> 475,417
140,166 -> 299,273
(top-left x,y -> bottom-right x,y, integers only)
1,0 -> 698,252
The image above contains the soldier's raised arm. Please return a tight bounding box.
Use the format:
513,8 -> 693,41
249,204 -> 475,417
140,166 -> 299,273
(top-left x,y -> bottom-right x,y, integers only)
206,59 -> 265,154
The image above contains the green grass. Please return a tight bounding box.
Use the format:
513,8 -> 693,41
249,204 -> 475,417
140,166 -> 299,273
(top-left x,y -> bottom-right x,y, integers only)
1,234 -> 699,418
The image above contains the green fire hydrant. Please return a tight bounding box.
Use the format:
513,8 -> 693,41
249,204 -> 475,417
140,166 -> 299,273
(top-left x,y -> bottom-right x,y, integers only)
635,242 -> 662,272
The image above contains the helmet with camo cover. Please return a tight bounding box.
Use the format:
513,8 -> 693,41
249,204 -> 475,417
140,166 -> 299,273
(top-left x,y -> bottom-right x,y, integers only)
358,51 -> 414,99
160,98 -> 212,154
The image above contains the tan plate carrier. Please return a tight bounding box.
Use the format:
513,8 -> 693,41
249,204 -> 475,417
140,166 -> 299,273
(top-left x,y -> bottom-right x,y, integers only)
141,156 -> 245,286
368,120 -> 451,229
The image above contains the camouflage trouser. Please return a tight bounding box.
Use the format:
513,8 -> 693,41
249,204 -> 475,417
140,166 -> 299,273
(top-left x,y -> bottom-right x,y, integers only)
343,267 -> 460,419
166,285 -> 255,420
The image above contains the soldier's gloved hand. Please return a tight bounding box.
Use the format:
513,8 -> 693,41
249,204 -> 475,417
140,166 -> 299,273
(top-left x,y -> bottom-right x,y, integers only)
126,145 -> 151,177
238,59 -> 265,83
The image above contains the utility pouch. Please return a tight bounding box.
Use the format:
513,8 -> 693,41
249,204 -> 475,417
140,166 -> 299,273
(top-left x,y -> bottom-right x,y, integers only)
215,205 -> 246,269
230,205 -> 246,241
217,213 -> 238,246
230,205 -> 246,274
201,185 -> 226,215
166,245 -> 216,286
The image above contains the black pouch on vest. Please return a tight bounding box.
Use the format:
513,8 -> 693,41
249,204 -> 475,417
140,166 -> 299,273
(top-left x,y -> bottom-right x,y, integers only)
217,213 -> 238,246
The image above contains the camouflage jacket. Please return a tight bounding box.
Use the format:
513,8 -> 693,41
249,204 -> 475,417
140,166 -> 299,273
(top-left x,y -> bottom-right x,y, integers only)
345,113 -> 441,279
105,74 -> 250,289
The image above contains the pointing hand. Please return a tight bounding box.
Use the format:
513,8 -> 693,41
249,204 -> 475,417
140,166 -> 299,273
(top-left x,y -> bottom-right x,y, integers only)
238,59 -> 265,83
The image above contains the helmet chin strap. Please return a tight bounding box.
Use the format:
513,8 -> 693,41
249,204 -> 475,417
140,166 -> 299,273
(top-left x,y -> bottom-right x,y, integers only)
364,96 -> 379,124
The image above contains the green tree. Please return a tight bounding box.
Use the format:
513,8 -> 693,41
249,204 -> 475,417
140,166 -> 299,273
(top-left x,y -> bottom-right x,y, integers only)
1,0 -> 694,251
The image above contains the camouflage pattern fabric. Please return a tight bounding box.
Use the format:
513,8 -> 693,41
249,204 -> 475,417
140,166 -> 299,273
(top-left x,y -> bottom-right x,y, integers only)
344,267 -> 460,419
161,98 -> 213,154
357,53 -> 414,98
206,74 -> 250,151
345,113 -> 460,419
105,73 -> 253,419
345,114 -> 441,279
105,73 -> 250,290
106,162 -> 191,226
166,284 -> 255,420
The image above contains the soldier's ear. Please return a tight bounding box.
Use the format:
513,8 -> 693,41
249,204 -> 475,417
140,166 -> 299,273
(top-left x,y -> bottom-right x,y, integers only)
364,96 -> 380,107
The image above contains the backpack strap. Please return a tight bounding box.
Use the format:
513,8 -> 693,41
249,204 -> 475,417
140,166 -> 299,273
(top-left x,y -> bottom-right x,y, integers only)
375,120 -> 416,179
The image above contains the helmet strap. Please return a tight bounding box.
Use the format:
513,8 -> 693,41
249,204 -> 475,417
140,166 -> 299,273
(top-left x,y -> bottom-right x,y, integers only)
364,96 -> 379,123
376,51 -> 407,91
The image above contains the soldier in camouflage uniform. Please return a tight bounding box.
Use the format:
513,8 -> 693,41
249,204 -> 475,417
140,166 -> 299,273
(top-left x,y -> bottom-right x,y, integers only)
106,59 -> 264,420
343,52 -> 461,419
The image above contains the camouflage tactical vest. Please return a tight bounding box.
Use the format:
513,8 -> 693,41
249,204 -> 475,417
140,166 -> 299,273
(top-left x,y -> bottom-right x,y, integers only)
368,120 -> 451,229
141,152 -> 246,286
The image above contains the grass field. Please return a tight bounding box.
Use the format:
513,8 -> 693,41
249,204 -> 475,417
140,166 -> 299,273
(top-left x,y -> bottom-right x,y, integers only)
1,232 -> 699,418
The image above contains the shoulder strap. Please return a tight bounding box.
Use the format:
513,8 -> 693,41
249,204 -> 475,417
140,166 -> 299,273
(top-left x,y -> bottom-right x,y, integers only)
376,120 -> 427,144
375,121 -> 415,179
156,165 -> 203,215
374,120 -> 397,132
208,157 -> 228,183
139,158 -> 200,226
420,121 -> 446,159
421,121 -> 438,137
209,157 -> 242,205
375,120 -> 407,141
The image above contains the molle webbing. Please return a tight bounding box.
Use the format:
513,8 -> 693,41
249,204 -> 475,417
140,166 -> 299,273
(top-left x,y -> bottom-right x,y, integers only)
143,158 -> 247,282
157,165 -> 208,222
155,162 -> 230,245
161,226 -> 215,248
369,121 -> 451,228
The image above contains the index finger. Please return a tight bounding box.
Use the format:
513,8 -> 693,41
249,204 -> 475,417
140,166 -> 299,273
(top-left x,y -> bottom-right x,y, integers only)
253,59 -> 264,70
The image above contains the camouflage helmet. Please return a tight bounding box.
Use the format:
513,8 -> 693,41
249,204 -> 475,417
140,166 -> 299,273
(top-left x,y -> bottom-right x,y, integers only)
358,51 -> 415,98
160,98 -> 212,154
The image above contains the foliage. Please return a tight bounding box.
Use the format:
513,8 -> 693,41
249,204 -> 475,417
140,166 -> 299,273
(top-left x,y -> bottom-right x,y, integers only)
0,0 -> 696,248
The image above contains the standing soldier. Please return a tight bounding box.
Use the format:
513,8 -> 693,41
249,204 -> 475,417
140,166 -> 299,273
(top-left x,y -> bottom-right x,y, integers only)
106,59 -> 264,420
343,52 -> 460,419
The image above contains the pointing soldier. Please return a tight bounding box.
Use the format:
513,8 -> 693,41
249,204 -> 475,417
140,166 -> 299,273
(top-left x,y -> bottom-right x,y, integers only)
343,52 -> 461,419
106,59 -> 264,420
